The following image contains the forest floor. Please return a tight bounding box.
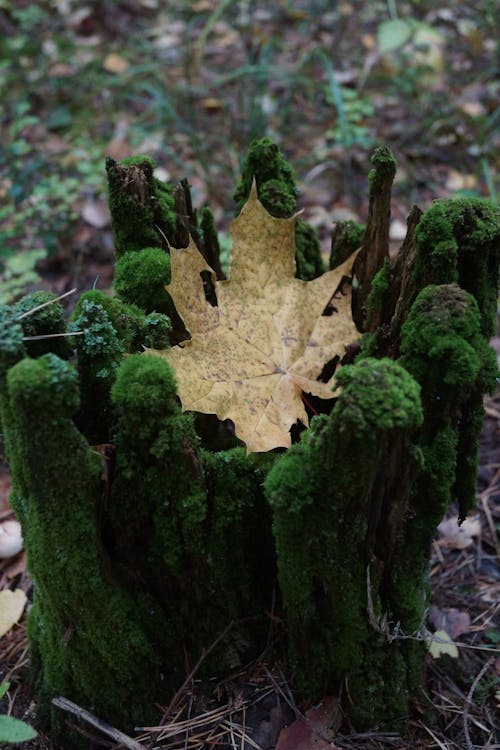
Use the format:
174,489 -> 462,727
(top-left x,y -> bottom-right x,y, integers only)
0,1 -> 499,748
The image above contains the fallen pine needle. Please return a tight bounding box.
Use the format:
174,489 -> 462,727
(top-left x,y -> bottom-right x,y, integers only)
17,288 -> 77,319
23,331 -> 85,341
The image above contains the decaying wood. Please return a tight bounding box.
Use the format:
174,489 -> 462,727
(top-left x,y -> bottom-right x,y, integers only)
172,178 -> 196,249
387,205 -> 424,356
353,147 -> 396,331
329,220 -> 362,270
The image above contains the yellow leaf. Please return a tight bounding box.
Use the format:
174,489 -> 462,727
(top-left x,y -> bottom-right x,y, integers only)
427,629 -> 459,659
0,589 -> 27,638
151,184 -> 358,453
103,53 -> 129,74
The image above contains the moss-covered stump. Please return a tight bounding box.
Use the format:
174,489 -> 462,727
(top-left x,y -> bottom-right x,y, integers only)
266,358 -> 424,725
0,310 -> 276,745
0,141 -> 498,746
1,351 -> 165,746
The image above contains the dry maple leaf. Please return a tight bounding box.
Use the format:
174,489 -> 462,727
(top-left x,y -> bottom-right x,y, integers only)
151,184 -> 358,452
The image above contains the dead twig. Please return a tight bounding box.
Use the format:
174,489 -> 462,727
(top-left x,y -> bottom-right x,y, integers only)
52,695 -> 145,750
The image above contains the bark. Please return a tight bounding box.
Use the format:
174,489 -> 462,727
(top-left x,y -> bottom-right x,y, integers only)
352,146 -> 396,331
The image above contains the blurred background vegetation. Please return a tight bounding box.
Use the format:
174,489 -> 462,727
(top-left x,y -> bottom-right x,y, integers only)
0,0 -> 498,302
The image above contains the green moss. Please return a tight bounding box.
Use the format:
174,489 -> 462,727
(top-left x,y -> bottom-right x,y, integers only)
399,283 -> 498,519
233,137 -> 297,214
335,357 -> 423,433
142,312 -> 172,348
13,291 -> 73,360
387,283 -> 498,645
71,298 -> 125,442
266,358 -> 423,718
106,155 -> 177,257
0,305 -> 25,371
399,284 -> 497,391
118,154 -> 156,171
108,359 -> 277,676
4,354 -> 164,743
329,219 -> 364,270
72,290 -> 146,351
368,146 -> 397,196
3,149 -> 498,739
234,137 -> 324,280
365,257 -> 391,323
0,306 -> 27,525
199,206 -> 218,246
203,449 -> 276,615
110,353 -> 205,576
414,198 -> 500,337
295,219 -> 325,280
114,246 -> 174,316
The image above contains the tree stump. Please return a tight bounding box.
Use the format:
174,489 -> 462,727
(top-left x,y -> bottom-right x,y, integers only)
0,140 -> 498,746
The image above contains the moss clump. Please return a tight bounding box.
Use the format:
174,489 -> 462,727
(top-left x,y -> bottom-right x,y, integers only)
368,146 -> 397,196
400,284 -> 497,390
114,246 -> 174,315
233,137 -> 324,280
110,354 -> 205,569
72,289 -> 143,348
335,356 -> 423,433
70,291 -> 172,441
203,449 -> 276,622
142,312 -> 172,349
71,298 -> 125,442
0,304 -> 25,370
295,219 -> 325,280
378,286 -> 499,685
329,219 -> 364,270
109,358 -> 274,675
399,283 -> 498,519
108,355 -> 208,667
233,137 -> 296,213
12,291 -> 73,360
73,289 -> 171,352
2,147 -> 499,741
414,198 -> 500,337
5,354 -> 163,745
106,155 -> 177,257
266,358 -> 423,722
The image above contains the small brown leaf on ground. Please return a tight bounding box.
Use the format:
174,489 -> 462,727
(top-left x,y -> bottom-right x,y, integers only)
0,470 -> 11,517
276,696 -> 341,750
1,551 -> 27,581
437,516 -> 481,550
429,606 -> 471,639
82,200 -> 111,229
82,199 -> 110,228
